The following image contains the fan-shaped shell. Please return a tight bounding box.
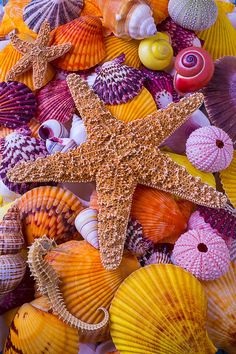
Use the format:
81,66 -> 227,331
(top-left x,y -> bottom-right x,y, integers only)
220,151 -> 236,208
45,240 -> 140,342
149,0 -> 168,24
23,0 -> 84,33
36,80 -> 75,123
202,262 -> 236,353
168,0 -> 218,31
0,119 -> 41,139
4,297 -> 80,354
0,81 -> 36,129
81,0 -> 102,17
0,253 -> 26,296
110,264 -> 217,354
230,239 -> 236,263
17,186 -> 84,245
52,16 -> 105,71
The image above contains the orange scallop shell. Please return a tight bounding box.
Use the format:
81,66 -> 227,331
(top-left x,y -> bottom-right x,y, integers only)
149,0 -> 169,24
51,16 -> 106,71
81,0 -> 102,17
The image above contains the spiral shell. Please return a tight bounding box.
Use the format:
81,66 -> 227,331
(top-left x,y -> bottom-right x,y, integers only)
70,115 -> 87,146
0,253 -> 26,297
46,137 -> 77,155
38,119 -> 69,140
174,47 -> 215,93
75,208 -> 99,249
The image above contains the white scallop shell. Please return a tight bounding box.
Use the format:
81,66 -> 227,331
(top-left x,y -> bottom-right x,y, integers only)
75,208 -> 99,249
70,115 -> 87,146
38,119 -> 69,140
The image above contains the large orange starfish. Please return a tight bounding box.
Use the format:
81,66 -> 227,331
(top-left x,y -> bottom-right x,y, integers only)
8,74 -> 228,270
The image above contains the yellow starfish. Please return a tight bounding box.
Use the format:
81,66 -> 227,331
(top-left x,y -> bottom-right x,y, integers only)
8,74 -> 228,270
6,21 -> 71,90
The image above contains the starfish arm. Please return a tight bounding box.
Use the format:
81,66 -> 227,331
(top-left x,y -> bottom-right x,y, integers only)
137,147 -> 227,209
130,93 -> 204,147
6,54 -> 33,81
10,34 -> 34,55
32,56 -> 48,90
35,21 -> 50,46
7,143 -> 97,184
66,74 -> 122,139
46,43 -> 72,62
96,166 -> 137,270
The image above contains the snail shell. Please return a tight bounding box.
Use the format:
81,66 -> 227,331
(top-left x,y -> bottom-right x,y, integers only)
174,47 -> 214,94
69,114 -> 87,146
38,119 -> 69,140
75,208 -> 99,249
46,137 -> 77,154
0,253 -> 26,296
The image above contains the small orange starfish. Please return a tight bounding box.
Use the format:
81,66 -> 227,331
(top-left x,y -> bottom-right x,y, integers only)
8,74 -> 228,270
6,21 -> 71,90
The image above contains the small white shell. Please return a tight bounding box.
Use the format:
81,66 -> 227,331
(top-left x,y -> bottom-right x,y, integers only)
0,180 -> 21,204
46,137 -> 77,154
128,4 -> 157,39
75,208 -> 99,249
70,115 -> 87,146
38,119 -> 69,140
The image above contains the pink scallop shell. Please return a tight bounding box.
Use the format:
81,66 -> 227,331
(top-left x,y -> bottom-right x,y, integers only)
230,239 -> 236,263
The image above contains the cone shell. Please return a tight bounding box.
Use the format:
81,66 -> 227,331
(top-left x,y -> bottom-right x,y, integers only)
75,208 -> 99,249
106,88 -> 156,123
23,0 -> 84,33
52,16 -> 106,71
0,253 -> 26,296
202,262 -> 236,353
4,297 -> 80,354
149,0 -> 168,24
45,240 -> 140,342
103,35 -> 141,69
110,264 -> 217,354
220,151 -> 236,208
197,2 -> 236,60
17,186 -> 84,245
81,0 -> 102,17
36,80 -> 75,124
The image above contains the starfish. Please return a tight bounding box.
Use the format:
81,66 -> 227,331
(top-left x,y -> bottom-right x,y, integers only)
8,74 -> 228,270
6,21 -> 71,90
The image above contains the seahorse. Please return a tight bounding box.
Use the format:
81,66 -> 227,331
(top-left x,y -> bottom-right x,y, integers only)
27,235 -> 109,331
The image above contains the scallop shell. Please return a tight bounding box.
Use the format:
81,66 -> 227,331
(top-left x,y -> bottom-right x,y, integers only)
4,297 -> 80,354
52,16 -> 106,71
93,54 -> 144,105
141,251 -> 171,266
38,119 -> 69,140
202,262 -> 236,353
17,186 -> 84,245
81,0 -> 102,17
220,151 -> 236,208
197,2 -> 236,60
149,0 -> 168,24
0,253 -> 26,297
102,35 -> 141,69
172,229 -> 230,281
46,137 -> 77,154
125,218 -> 154,257
230,239 -> 236,263
106,87 -> 157,123
36,80 -> 75,123
0,81 -> 36,129
110,264 -> 217,354
45,240 -> 140,342
70,115 -> 87,146
168,0 -> 218,31
0,119 -> 42,139
23,0 -> 84,33
204,56 -> 236,148
75,208 -> 99,249
138,243 -> 173,266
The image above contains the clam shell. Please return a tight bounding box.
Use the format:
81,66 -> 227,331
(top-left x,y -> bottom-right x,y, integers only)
23,0 -> 84,33
0,81 -> 36,129
70,115 -> 87,146
75,208 -> 99,249
202,262 -> 236,353
52,16 -> 106,71
36,80 -> 75,123
110,264 -> 217,354
17,186 -> 84,245
38,119 -> 69,140
45,240 -> 140,342
149,0 -> 168,24
220,151 -> 236,207
0,253 -> 26,296
81,0 -> 102,17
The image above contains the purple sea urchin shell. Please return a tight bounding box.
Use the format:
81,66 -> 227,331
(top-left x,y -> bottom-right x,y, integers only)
0,81 -> 36,129
93,54 -> 144,105
125,218 -> 154,256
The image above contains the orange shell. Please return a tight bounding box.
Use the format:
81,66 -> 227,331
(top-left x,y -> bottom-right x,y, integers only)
81,0 -> 102,17
52,16 -> 106,71
0,120 -> 40,139
45,240 -> 140,342
149,0 -> 169,24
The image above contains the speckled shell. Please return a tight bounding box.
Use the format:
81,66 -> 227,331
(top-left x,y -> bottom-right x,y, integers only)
93,54 -> 144,105
23,0 -> 84,33
38,119 -> 69,140
17,186 -> 84,245
168,0 -> 218,31
110,264 -> 217,354
202,262 -> 236,353
36,80 -> 75,123
75,208 -> 99,249
45,240 -> 140,342
46,137 -> 77,154
0,253 -> 26,296
148,0 -> 168,24
52,16 -> 106,71
4,297 -> 80,354
186,126 -> 234,173
70,115 -> 87,146
172,229 -> 230,281
125,218 -> 154,257
0,81 -> 36,129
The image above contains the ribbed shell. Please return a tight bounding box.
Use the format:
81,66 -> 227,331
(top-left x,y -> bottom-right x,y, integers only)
149,0 -> 168,24
81,0 -> 102,17
220,151 -> 236,208
230,239 -> 236,263
52,16 -> 105,71
0,253 -> 26,296
110,264 -> 217,354
74,208 -> 99,249
23,0 -> 84,33
125,218 -> 154,256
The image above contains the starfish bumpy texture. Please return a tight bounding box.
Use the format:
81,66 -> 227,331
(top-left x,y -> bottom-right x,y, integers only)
8,74 -> 228,270
6,21 -> 71,90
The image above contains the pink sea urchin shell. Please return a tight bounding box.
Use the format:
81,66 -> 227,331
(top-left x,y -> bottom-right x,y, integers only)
186,126 -> 234,173
172,229 -> 230,281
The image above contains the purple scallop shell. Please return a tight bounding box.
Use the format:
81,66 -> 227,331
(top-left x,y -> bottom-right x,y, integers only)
0,131 -> 49,194
0,81 -> 36,129
157,17 -> 202,56
93,54 -> 144,105
125,218 -> 154,256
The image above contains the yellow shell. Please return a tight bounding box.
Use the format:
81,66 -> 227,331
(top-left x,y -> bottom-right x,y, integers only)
202,262 -> 236,353
138,32 -> 173,70
45,240 -> 140,342
103,35 -> 141,68
166,152 -> 216,188
149,0 -> 169,24
4,297 -> 80,354
197,2 -> 236,60
106,88 -> 157,123
110,264 -> 216,354
220,151 -> 236,208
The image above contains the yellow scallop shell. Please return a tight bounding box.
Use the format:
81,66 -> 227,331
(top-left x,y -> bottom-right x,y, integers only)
220,151 -> 236,208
